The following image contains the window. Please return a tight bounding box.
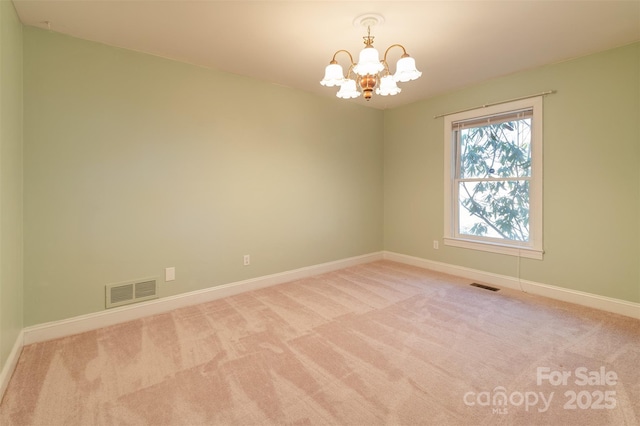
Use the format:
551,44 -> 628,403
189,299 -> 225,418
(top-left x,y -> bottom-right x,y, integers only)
443,97 -> 543,259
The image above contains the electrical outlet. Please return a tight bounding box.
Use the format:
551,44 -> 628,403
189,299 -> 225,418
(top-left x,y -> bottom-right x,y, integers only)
165,267 -> 176,281
433,240 -> 439,250
243,255 -> 250,266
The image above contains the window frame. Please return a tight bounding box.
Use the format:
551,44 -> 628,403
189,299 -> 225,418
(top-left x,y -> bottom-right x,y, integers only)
443,97 -> 543,260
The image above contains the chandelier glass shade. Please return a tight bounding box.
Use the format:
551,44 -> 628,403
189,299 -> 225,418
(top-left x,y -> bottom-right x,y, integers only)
320,25 -> 421,101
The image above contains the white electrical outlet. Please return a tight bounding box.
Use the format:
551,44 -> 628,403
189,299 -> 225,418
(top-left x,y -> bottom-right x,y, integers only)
165,267 -> 176,281
433,240 -> 439,250
243,255 -> 250,266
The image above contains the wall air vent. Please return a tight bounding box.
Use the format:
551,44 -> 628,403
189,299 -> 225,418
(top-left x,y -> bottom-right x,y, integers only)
106,278 -> 158,309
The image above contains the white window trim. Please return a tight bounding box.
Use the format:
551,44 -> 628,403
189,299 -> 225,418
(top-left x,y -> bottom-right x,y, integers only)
443,97 -> 543,260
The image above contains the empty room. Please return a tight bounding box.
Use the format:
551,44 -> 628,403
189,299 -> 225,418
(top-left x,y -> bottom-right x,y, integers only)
1,1 -> 639,425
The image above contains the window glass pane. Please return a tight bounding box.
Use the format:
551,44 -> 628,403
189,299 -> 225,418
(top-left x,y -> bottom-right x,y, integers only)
457,180 -> 530,242
458,118 -> 532,179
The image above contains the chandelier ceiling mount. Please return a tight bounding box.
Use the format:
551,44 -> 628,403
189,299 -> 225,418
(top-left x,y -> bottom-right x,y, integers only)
352,13 -> 385,29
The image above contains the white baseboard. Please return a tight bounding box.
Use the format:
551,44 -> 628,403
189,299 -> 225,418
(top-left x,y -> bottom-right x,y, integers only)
23,252 -> 384,345
20,249 -> 640,348
0,330 -> 24,402
383,251 -> 640,320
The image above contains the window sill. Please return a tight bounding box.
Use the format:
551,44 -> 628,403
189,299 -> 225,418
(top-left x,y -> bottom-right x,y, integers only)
443,237 -> 544,260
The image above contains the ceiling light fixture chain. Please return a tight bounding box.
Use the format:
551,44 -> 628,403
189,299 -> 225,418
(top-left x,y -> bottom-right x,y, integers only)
363,25 -> 375,48
320,14 -> 421,101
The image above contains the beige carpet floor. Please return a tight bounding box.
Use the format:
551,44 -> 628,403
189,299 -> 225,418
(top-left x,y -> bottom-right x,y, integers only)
1,260 -> 639,425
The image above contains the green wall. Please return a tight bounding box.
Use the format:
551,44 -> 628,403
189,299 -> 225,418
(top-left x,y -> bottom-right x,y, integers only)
16,26 -> 640,330
0,0 -> 23,369
23,27 -> 384,326
384,42 -> 640,303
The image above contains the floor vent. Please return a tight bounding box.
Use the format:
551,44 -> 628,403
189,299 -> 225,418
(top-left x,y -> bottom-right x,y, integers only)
470,283 -> 500,292
106,278 -> 158,309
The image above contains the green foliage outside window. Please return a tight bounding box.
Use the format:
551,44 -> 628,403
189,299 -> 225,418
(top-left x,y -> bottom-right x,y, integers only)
457,118 -> 532,242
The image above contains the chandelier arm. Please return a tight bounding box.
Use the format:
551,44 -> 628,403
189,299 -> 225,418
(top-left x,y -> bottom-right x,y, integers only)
382,44 -> 409,62
380,60 -> 391,76
330,49 -> 355,65
345,64 -> 357,80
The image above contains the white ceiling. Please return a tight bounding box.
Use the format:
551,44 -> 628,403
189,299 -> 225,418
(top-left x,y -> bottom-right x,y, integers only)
12,0 -> 640,110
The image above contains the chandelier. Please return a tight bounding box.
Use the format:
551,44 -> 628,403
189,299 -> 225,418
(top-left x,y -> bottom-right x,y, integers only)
320,14 -> 422,101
